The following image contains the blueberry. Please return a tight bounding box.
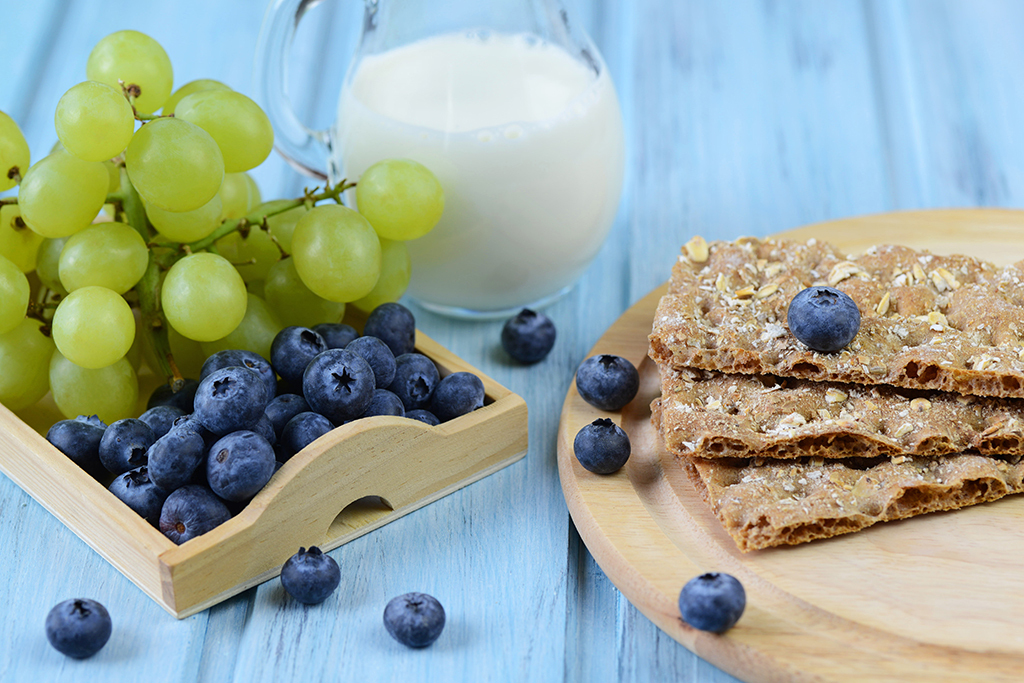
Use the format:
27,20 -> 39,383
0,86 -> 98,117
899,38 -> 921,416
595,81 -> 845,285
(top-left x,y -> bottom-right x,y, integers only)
159,485 -> 232,545
573,418 -> 631,474
98,419 -> 156,475
206,431 -> 277,502
363,302 -> 416,357
108,466 -> 169,526
678,572 -> 746,633
146,379 -> 199,413
786,286 -> 861,353
47,419 -> 105,474
501,308 -> 556,363
138,405 -> 186,439
45,598 -> 112,659
271,326 -> 327,386
280,412 -> 334,460
280,546 -> 341,604
404,409 -> 440,426
302,349 -> 376,424
575,355 -> 639,411
313,323 -> 359,349
193,366 -> 271,436
383,592 -> 445,648
345,335 -> 396,389
253,413 -> 277,446
201,349 -> 278,402
264,393 -> 310,438
430,372 -> 485,422
390,353 -> 440,411
74,414 -> 107,429
147,428 -> 208,492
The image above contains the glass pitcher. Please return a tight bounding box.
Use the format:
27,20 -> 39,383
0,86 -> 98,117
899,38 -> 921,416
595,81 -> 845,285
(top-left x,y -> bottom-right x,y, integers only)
255,0 -> 625,318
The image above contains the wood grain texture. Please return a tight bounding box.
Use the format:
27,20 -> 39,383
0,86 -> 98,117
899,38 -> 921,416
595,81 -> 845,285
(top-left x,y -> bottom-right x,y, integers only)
558,210 -> 1024,683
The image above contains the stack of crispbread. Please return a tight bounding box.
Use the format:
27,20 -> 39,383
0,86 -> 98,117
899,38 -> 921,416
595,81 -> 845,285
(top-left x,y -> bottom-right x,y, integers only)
648,235 -> 1024,551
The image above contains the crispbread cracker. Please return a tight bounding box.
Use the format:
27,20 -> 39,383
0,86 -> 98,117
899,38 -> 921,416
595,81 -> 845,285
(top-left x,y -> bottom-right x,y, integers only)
648,236 -> 1024,398
657,366 -> 1024,459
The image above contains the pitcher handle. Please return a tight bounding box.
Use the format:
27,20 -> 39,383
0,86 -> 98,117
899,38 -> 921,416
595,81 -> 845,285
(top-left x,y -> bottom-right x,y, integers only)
253,0 -> 333,181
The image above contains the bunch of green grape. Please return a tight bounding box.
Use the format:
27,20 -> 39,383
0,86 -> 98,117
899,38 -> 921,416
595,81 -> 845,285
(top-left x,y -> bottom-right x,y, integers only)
0,30 -> 444,423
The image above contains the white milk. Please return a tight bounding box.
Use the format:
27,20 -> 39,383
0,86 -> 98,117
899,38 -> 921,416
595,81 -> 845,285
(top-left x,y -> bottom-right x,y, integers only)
334,31 -> 625,314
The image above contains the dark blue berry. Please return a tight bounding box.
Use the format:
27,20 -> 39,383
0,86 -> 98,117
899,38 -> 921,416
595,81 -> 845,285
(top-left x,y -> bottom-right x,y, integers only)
201,349 -> 277,402
45,598 -> 111,659
98,419 -> 155,475
430,372 -> 484,422
501,308 -> 556,363
573,418 -> 631,474
264,394 -> 310,439
147,428 -> 207,492
271,326 -> 327,386
786,286 -> 861,353
47,419 -> 105,474
313,323 -> 359,349
146,379 -> 199,413
678,572 -> 746,633
138,405 -> 186,439
575,355 -> 639,411
193,366 -> 271,436
361,389 -> 405,418
345,335 -> 396,389
302,349 -> 376,424
383,592 -> 445,648
404,409 -> 440,426
279,412 -> 334,460
206,431 -> 276,502
159,485 -> 231,545
108,466 -> 169,526
390,353 -> 440,411
253,413 -> 277,446
363,302 -> 415,357
281,546 -> 341,604
74,414 -> 106,429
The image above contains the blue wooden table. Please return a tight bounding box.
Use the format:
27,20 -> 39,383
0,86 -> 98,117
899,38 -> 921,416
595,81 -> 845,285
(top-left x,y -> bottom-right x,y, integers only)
2,0 -> 1023,680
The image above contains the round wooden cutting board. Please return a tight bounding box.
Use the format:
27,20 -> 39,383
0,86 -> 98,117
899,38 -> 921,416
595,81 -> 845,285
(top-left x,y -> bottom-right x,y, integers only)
557,209 -> 1024,683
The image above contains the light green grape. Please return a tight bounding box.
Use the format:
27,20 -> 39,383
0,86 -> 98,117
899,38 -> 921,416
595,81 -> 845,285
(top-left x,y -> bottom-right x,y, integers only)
0,255 -> 29,335
18,150 -> 109,238
264,257 -> 345,328
125,309 -> 143,371
52,286 -> 135,369
0,320 -> 54,410
355,159 -> 444,241
0,204 -> 44,273
59,222 -> 148,293
351,238 -> 411,312
161,252 -> 247,341
161,78 -> 231,116
291,204 -> 381,302
55,81 -> 135,162
247,279 -> 265,298
258,200 -> 308,253
103,160 -> 122,193
218,172 -> 261,220
0,111 -> 30,192
145,194 -> 222,243
50,351 -> 138,422
86,30 -> 173,115
168,325 -> 206,378
125,117 -> 224,212
201,294 -> 283,361
175,91 -> 273,173
36,237 -> 69,295
215,226 -> 280,282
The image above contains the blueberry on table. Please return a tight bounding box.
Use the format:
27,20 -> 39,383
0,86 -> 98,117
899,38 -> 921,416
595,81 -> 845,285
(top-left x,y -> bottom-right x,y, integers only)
573,418 -> 631,474
45,598 -> 112,659
313,322 -> 359,350
193,365 -> 271,436
271,326 -> 327,386
678,572 -> 746,634
786,286 -> 861,353
383,592 -> 446,648
362,389 -> 406,418
206,430 -> 277,502
47,418 -> 105,473
146,378 -> 199,413
281,546 -> 341,604
159,485 -> 232,545
346,335 -> 397,389
201,349 -> 278,402
575,355 -> 640,411
501,308 -> 556,364
279,412 -> 335,461
303,348 -> 376,423
264,393 -> 310,438
430,372 -> 485,422
108,466 -> 169,526
404,409 -> 440,426
98,418 -> 156,475
363,302 -> 416,357
390,353 -> 440,411
138,404 -> 186,439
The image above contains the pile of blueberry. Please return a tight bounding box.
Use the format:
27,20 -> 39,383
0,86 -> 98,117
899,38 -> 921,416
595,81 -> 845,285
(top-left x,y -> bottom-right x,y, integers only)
45,302 -> 487,545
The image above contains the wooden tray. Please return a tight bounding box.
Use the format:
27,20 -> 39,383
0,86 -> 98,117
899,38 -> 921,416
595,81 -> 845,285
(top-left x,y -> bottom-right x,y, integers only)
0,330 -> 527,619
557,209 -> 1024,683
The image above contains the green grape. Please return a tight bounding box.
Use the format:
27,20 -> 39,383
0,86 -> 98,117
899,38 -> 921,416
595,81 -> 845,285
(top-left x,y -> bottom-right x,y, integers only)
0,320 -> 54,410
265,257 -> 345,328
86,30 -> 173,115
0,204 -> 44,273
125,117 -> 224,212
218,172 -> 261,220
247,279 -> 265,298
36,237 -> 69,295
59,222 -> 148,293
351,238 -> 411,312
355,159 -> 444,241
125,309 -> 144,371
201,293 -> 283,361
175,91 -> 273,173
104,160 -> 122,193
18,149 -> 109,238
0,111 -> 30,192
50,351 -> 138,423
215,226 -> 280,282
162,252 -> 247,342
55,81 -> 135,162
258,200 -> 308,254
145,194 -> 222,243
168,325 -> 206,378
162,78 -> 231,116
52,286 -> 135,369
291,204 -> 381,302
0,255 -> 29,335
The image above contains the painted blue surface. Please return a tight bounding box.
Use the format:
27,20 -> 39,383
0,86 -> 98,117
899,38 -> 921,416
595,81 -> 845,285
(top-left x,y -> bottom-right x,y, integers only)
1,0 -> 1023,680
